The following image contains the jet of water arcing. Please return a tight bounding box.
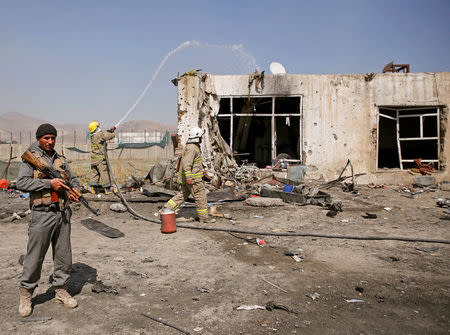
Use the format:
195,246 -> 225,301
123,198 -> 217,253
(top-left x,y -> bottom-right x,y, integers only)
115,40 -> 192,127
115,40 -> 257,127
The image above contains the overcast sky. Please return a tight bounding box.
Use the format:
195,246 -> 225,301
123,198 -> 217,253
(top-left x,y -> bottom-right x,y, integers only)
1,0 -> 449,127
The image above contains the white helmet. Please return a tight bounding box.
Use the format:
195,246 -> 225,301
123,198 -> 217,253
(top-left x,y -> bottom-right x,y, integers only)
188,127 -> 204,139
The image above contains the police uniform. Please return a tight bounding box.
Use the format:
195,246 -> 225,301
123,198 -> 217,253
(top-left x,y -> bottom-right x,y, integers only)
16,142 -> 79,290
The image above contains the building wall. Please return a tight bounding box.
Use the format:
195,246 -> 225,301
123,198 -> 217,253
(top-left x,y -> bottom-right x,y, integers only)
207,72 -> 450,183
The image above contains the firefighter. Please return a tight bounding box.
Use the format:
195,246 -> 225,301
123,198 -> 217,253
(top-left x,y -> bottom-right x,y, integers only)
164,127 -> 215,223
89,121 -> 116,194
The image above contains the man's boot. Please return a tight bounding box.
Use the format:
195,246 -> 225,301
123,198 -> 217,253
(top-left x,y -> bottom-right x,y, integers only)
54,285 -> 77,308
18,287 -> 33,317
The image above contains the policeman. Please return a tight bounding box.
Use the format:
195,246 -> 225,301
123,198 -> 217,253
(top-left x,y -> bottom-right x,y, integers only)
89,121 -> 116,194
16,123 -> 80,316
164,127 -> 215,223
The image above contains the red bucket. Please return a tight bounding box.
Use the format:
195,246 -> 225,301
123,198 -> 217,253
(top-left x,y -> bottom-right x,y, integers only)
160,208 -> 176,234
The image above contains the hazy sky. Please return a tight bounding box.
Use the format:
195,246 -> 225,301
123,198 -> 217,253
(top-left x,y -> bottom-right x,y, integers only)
1,0 -> 449,127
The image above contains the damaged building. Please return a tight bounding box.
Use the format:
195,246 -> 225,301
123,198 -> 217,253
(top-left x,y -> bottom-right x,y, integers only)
175,70 -> 450,184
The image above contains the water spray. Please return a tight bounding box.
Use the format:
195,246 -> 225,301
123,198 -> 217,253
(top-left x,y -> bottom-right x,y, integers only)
114,40 -> 258,127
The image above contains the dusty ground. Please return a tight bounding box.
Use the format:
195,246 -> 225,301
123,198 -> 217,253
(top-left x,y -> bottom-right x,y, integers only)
0,183 -> 449,334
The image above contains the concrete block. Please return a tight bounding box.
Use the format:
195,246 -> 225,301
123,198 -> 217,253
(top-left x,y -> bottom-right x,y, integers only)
440,182 -> 450,191
245,197 -> 284,207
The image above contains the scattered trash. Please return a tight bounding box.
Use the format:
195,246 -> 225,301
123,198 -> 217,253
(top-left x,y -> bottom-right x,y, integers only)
355,285 -> 364,293
326,202 -> 343,217
236,305 -> 266,310
125,270 -> 149,278
196,287 -> 210,293
135,251 -> 145,255
253,215 -> 264,218
308,292 -> 320,300
20,192 -> 30,199
368,184 -> 386,189
384,207 -> 391,211
415,246 -> 439,252
326,210 -> 337,218
141,312 -> 191,335
81,219 -> 125,238
284,249 -> 303,256
436,198 -> 450,208
21,316 -> 52,322
291,255 -> 302,262
341,219 -> 349,223
284,249 -> 304,262
193,326 -> 203,332
141,257 -> 155,263
256,238 -> 266,246
282,185 -> 294,193
140,293 -> 146,297
92,280 -> 119,294
265,300 -> 298,314
109,203 -> 127,212
346,299 -> 364,303
261,278 -> 288,293
362,213 -> 377,219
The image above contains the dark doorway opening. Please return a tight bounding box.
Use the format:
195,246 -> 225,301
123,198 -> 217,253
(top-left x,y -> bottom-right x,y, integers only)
233,116 -> 271,167
378,114 -> 399,168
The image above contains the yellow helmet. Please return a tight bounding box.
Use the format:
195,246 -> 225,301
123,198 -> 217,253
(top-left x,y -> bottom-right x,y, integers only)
89,121 -> 100,133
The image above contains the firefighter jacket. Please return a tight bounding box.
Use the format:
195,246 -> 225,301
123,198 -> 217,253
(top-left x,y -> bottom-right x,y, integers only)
177,143 -> 203,185
16,142 -> 80,209
91,130 -> 115,161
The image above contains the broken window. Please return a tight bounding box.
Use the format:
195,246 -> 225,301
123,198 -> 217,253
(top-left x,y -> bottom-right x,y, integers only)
217,96 -> 302,167
378,107 -> 440,170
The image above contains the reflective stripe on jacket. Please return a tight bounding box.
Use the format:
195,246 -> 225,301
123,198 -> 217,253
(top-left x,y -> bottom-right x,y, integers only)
176,143 -> 203,185
90,131 -> 115,160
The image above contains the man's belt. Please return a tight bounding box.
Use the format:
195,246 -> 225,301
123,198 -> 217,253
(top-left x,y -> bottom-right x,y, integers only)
32,203 -> 61,212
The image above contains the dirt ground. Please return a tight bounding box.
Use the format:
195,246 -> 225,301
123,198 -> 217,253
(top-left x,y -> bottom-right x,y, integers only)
0,183 -> 449,334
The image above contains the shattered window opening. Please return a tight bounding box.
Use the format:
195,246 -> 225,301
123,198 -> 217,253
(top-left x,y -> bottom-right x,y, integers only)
377,107 -> 440,170
217,96 -> 302,167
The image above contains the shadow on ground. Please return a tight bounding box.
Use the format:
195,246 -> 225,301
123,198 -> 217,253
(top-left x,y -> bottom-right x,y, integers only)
31,262 -> 97,306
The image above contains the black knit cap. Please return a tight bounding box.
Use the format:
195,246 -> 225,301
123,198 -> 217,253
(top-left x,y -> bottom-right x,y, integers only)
36,123 -> 57,139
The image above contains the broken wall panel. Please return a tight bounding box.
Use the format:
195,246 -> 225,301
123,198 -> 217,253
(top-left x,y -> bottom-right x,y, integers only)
205,72 -> 450,183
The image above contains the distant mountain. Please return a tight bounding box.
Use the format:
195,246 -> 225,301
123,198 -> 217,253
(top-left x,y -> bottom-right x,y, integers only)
0,112 -> 49,133
0,112 -> 176,145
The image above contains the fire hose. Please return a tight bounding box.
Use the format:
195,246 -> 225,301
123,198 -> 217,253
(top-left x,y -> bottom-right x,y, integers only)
104,146 -> 450,245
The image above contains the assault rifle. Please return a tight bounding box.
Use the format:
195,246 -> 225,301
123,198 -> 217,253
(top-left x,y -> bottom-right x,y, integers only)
21,150 -> 99,215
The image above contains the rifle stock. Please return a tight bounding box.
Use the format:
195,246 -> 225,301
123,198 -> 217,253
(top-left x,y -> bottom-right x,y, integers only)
21,150 -> 99,215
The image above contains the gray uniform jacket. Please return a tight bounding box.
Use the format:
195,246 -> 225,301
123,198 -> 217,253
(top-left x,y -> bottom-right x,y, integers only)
16,142 -> 80,203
